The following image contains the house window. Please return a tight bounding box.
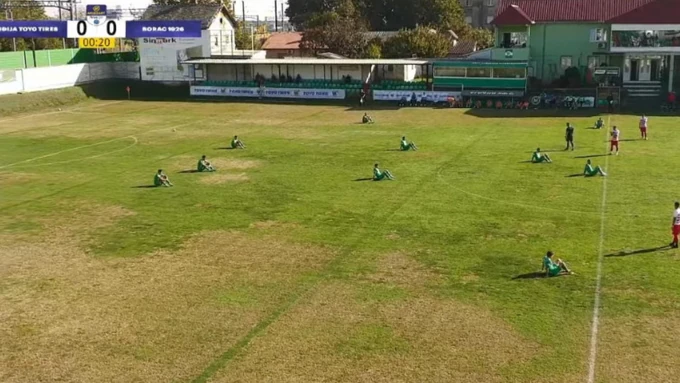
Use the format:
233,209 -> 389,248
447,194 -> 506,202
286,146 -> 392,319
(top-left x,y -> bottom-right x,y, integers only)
214,36 -> 219,47
465,16 -> 472,24
434,67 -> 466,77
493,67 -> 525,78
486,16 -> 494,24
590,28 -> 607,42
465,0 -> 472,7
560,56 -> 573,69
486,0 -> 495,6
467,67 -> 492,77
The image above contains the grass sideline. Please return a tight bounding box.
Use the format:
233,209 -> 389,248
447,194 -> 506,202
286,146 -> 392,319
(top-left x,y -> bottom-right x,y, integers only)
1,101 -> 680,382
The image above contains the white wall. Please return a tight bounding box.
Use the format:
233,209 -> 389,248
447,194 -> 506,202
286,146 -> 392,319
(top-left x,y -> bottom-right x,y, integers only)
0,62 -> 140,96
138,35 -> 210,82
208,10 -> 236,55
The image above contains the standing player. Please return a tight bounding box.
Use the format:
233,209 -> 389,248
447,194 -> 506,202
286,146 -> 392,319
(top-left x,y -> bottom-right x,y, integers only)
610,126 -> 620,155
565,123 -> 575,151
639,114 -> 648,140
671,201 -> 680,249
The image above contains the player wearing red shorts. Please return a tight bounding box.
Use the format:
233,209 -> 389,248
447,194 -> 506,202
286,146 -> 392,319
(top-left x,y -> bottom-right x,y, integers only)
610,126 -> 620,155
671,202 -> 680,249
639,115 -> 648,140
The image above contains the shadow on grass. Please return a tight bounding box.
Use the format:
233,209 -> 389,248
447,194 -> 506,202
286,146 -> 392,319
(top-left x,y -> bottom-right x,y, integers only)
574,154 -> 608,159
586,127 -> 603,130
354,177 -> 373,181
605,245 -> 669,257
386,149 -> 403,152
214,147 -> 235,150
512,272 -> 545,280
617,139 -> 640,142
566,173 -> 584,178
131,185 -> 157,189
178,169 -> 199,174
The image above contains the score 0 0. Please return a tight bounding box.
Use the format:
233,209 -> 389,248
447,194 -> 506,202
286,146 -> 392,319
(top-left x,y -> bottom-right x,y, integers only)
67,19 -> 126,38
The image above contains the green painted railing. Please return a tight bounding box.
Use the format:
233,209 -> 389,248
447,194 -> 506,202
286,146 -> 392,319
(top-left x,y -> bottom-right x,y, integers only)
0,49 -> 138,70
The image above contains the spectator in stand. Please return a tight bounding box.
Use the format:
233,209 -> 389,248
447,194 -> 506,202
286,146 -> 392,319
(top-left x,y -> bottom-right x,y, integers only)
668,91 -> 676,110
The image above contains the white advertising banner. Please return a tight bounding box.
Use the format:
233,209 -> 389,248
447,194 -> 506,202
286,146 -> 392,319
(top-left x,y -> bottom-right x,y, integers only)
373,90 -> 461,102
263,88 -> 345,99
190,86 -> 260,97
190,86 -> 346,100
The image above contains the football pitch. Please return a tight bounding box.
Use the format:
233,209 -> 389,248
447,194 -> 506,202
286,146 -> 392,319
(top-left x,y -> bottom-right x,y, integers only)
1,100 -> 679,382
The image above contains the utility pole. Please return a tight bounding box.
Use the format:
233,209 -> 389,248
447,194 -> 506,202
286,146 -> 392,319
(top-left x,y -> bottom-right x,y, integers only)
274,0 -> 277,32
280,3 -> 284,31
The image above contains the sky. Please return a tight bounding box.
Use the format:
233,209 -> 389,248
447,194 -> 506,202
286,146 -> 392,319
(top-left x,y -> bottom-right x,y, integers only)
46,0 -> 286,19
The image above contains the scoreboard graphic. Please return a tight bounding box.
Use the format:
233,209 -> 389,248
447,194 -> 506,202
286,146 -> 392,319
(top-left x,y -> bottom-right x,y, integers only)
0,4 -> 202,40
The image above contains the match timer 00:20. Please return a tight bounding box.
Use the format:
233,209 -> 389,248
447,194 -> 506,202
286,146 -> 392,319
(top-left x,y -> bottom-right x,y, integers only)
67,19 -> 126,39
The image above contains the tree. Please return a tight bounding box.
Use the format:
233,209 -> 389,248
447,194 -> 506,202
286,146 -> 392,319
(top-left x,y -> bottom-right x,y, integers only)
300,10 -> 368,58
457,24 -> 494,50
234,22 -> 263,50
382,26 -> 451,58
286,0 -> 349,30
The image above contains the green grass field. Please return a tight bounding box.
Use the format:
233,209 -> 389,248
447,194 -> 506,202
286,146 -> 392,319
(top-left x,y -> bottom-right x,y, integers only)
1,99 -> 679,383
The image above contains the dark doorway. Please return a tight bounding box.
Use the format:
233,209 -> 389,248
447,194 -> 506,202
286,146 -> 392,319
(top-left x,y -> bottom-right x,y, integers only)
630,60 -> 639,81
651,59 -> 660,81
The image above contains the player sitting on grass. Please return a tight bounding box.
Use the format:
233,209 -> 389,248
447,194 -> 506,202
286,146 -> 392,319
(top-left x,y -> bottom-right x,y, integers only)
362,113 -> 374,124
231,135 -> 246,149
373,163 -> 395,181
154,169 -> 173,187
542,251 -> 572,277
583,159 -> 607,177
531,148 -> 552,163
197,155 -> 215,172
400,136 -> 418,151
595,117 -> 604,129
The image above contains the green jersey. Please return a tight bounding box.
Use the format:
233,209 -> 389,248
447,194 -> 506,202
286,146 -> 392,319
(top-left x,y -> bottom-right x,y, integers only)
532,152 -> 542,162
231,139 -> 238,148
374,167 -> 382,178
401,140 -> 410,150
154,173 -> 164,186
596,120 -> 603,128
543,256 -> 561,276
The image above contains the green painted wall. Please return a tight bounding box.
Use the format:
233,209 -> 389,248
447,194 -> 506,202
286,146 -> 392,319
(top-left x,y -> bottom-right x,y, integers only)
527,23 -> 609,82
0,49 -> 138,70
433,77 -> 526,89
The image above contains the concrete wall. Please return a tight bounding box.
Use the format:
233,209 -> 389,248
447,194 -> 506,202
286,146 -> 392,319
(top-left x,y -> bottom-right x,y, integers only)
0,62 -> 140,96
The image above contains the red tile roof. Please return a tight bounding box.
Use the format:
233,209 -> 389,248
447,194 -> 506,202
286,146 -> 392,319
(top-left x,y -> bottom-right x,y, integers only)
493,0 -> 656,25
262,32 -> 303,50
492,4 -> 534,25
608,0 -> 680,24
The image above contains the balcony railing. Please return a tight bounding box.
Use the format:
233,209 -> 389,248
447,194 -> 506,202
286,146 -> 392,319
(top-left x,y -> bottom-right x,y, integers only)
612,30 -> 680,49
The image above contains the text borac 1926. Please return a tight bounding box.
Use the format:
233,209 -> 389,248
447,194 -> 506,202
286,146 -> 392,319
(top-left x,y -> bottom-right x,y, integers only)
141,26 -> 185,33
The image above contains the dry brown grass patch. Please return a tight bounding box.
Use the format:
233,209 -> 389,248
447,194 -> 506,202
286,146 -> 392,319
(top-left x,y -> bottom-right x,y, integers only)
0,228 -> 335,383
597,314 -> 680,382
369,252 -> 443,289
199,173 -> 249,184
0,171 -> 38,185
211,282 -> 538,383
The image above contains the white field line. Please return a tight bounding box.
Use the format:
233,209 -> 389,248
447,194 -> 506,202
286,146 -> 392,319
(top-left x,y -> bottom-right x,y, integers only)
586,114 -> 613,383
0,120 -> 194,170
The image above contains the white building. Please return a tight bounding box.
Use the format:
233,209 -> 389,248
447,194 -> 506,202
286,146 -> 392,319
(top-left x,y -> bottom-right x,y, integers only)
138,3 -> 247,82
